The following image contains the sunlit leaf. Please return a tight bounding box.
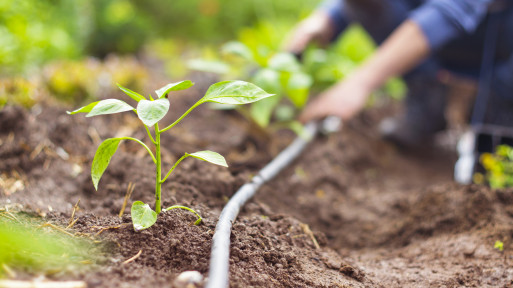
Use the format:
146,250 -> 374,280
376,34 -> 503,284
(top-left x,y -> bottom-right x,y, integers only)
131,201 -> 157,231
250,95 -> 281,127
200,81 -> 274,105
117,84 -> 146,102
91,138 -> 122,190
68,99 -> 134,117
187,59 -> 230,74
187,151 -> 228,167
268,52 -> 301,72
66,101 -> 100,115
286,72 -> 312,108
137,98 -> 170,126
155,80 -> 194,98
252,68 -> 281,94
222,41 -> 253,61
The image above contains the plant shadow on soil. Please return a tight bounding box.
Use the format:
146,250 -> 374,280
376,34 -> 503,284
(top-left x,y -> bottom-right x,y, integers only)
1,76 -> 513,287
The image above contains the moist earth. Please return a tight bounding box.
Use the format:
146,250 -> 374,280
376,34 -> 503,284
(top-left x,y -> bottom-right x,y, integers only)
1,76 -> 513,287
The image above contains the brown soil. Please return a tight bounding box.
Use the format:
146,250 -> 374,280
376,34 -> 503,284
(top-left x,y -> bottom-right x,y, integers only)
1,73 -> 513,288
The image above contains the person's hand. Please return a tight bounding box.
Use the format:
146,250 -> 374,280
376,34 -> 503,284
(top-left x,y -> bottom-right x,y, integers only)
284,11 -> 335,56
299,76 -> 371,123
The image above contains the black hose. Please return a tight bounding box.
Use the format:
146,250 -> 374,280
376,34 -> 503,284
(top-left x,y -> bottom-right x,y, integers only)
206,117 -> 341,288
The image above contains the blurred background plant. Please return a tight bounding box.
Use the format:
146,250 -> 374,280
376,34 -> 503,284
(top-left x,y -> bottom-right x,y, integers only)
0,0 -> 404,108
474,145 -> 513,189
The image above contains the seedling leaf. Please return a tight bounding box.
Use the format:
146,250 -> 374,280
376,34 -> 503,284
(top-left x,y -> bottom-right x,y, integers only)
91,138 -> 122,190
200,81 -> 274,105
85,99 -> 134,117
117,84 -> 146,102
187,151 -> 228,167
155,81 -> 194,98
67,101 -> 100,115
131,201 -> 158,231
137,98 -> 170,126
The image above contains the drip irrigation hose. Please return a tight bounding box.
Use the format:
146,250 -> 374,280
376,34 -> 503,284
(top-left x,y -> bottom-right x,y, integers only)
206,117 -> 341,288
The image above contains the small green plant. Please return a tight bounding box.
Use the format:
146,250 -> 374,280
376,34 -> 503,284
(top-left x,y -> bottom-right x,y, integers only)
190,41 -> 312,132
475,145 -> 513,189
494,240 -> 504,251
68,80 -> 273,231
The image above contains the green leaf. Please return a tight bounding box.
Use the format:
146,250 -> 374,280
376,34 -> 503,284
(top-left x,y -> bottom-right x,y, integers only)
187,59 -> 230,74
222,41 -> 253,61
268,53 -> 301,72
117,84 -> 146,102
200,81 -> 275,105
91,138 -> 122,190
286,72 -> 312,108
187,151 -> 228,167
155,80 -> 194,98
67,101 -> 100,115
252,68 -> 281,94
76,99 -> 134,117
250,95 -> 282,127
137,99 -> 170,126
131,201 -> 158,231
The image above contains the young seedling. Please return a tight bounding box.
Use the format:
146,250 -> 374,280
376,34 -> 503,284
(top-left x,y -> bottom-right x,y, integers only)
68,80 -> 274,231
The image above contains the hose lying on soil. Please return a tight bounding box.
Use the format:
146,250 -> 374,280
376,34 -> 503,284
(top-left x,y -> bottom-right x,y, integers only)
206,117 -> 341,288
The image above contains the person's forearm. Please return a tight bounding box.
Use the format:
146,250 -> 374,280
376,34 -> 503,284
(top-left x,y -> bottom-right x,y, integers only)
349,20 -> 430,93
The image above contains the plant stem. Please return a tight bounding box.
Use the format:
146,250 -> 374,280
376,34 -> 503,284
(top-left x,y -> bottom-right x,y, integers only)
161,154 -> 188,183
165,205 -> 202,225
118,137 -> 157,164
155,124 -> 162,214
144,124 -> 156,144
160,101 -> 202,133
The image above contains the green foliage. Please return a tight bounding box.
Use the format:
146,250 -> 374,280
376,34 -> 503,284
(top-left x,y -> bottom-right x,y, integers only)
131,201 -> 158,232
69,80 -> 273,231
494,240 -> 504,251
86,0 -> 152,57
90,138 -> 122,190
303,24 -> 406,99
0,213 -> 96,276
475,145 -> 513,189
0,77 -> 37,109
0,0 -> 91,75
1,0 -> 319,74
131,0 -> 318,43
43,56 -> 148,105
192,36 -> 312,128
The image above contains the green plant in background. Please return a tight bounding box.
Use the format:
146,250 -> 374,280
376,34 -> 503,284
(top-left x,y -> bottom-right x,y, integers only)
0,0 -> 91,75
475,145 -> 513,189
43,56 -> 148,105
189,22 -> 313,131
189,22 -> 406,131
494,240 -> 504,251
0,78 -> 37,109
302,24 -> 406,99
68,80 -> 273,231
221,41 -> 313,129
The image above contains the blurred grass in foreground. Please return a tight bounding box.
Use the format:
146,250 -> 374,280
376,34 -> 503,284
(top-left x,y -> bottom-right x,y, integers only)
0,211 -> 98,278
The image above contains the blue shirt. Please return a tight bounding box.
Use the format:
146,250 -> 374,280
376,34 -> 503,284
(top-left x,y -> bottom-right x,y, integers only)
319,0 -> 497,51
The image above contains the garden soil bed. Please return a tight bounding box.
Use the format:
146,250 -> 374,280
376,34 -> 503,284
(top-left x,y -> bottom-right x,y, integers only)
1,73 -> 513,287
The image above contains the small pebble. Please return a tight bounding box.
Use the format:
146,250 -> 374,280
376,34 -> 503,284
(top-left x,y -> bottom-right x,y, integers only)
174,271 -> 203,288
